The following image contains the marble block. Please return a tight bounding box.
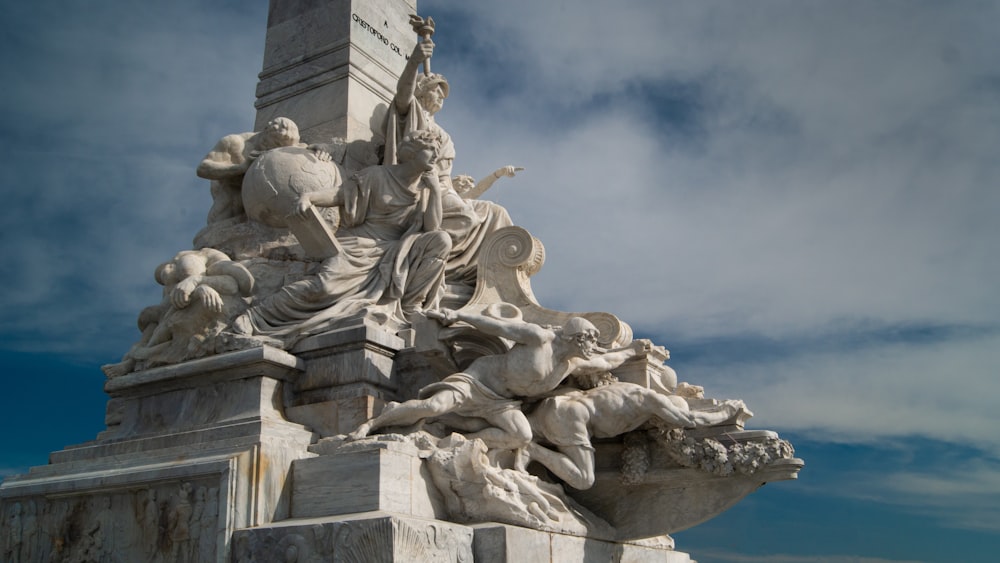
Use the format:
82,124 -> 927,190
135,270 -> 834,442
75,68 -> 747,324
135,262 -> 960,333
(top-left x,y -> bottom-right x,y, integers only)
291,439 -> 443,520
231,512 -> 474,562
283,317 -> 408,437
472,523 -> 694,563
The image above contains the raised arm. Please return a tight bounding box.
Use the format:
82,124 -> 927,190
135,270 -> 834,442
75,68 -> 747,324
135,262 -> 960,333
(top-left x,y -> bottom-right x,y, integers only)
394,40 -> 434,115
427,308 -> 550,346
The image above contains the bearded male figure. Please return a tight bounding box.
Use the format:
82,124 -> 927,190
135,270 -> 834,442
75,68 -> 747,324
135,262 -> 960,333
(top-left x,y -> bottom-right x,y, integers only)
348,309 -> 653,460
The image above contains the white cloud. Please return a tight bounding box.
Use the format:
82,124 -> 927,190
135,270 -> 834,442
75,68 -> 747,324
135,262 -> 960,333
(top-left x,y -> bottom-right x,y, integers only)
424,0 -> 1000,341
409,7 -> 1000,539
876,462 -> 1000,532
0,2 -> 997,558
684,331 -> 1000,452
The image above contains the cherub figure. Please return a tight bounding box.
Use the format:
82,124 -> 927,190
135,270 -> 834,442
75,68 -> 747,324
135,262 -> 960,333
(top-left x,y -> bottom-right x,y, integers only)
102,248 -> 253,376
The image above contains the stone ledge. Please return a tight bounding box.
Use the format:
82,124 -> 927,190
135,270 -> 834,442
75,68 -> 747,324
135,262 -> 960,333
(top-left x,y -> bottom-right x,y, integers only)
471,523 -> 694,563
105,345 -> 303,397
232,512 -> 474,561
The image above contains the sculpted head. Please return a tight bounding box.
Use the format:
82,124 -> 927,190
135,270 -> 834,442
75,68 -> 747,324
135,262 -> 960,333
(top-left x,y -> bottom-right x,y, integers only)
398,129 -> 442,171
559,317 -> 600,358
156,251 -> 207,286
155,249 -> 229,286
415,73 -> 449,115
262,117 -> 300,148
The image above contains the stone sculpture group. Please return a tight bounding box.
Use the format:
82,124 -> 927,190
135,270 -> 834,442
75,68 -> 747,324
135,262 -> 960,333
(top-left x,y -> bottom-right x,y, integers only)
1,8 -> 801,562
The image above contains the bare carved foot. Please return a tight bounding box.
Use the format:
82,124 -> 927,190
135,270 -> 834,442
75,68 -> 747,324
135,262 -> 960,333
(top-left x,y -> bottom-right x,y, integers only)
346,423 -> 372,442
231,313 -> 253,336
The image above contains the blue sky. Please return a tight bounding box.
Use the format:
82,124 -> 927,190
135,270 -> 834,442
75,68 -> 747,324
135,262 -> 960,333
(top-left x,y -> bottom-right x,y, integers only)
2,1 -> 999,561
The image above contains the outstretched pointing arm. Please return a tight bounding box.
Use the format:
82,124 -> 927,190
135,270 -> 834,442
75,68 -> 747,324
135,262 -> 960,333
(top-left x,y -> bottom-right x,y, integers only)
427,309 -> 550,345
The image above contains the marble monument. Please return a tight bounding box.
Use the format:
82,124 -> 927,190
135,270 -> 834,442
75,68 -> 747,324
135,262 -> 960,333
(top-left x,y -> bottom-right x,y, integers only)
0,1 -> 802,561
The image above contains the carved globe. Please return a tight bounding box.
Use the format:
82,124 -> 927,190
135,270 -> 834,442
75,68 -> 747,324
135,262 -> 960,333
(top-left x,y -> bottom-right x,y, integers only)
241,146 -> 342,228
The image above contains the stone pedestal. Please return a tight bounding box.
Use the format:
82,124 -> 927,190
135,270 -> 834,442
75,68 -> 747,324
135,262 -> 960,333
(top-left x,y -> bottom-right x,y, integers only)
231,512 -> 475,562
232,516 -> 695,563
283,317 -> 409,437
292,440 -> 444,520
0,347 -> 316,563
471,524 -> 694,563
243,435 -> 698,562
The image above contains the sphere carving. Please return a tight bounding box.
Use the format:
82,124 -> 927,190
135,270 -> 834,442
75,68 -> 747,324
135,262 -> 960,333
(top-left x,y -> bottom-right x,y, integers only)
242,146 -> 342,228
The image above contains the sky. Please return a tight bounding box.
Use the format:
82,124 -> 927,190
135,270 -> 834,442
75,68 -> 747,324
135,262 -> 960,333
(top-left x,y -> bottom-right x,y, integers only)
1,0 -> 998,561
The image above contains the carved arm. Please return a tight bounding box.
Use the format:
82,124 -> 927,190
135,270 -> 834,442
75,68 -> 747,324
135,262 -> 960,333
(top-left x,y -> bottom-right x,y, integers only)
428,309 -> 549,345
574,339 -> 651,374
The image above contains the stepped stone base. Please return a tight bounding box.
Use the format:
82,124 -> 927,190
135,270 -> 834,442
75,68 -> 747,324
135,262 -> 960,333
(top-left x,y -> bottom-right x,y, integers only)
0,347 -> 316,563
232,513 -> 694,563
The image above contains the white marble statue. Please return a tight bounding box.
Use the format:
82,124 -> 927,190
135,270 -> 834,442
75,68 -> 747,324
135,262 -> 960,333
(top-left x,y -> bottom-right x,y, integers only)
385,37 -> 521,287
526,375 -> 749,490
348,308 -> 653,460
102,248 -> 254,376
196,117 -> 306,224
232,129 -> 451,342
51,8 -> 804,561
453,166 -> 524,201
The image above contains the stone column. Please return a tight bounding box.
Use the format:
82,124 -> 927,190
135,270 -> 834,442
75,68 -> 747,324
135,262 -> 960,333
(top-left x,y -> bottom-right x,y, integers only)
255,0 -> 418,144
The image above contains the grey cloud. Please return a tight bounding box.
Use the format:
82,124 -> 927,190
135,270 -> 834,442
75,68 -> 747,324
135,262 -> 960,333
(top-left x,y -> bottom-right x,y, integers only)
0,2 -> 265,359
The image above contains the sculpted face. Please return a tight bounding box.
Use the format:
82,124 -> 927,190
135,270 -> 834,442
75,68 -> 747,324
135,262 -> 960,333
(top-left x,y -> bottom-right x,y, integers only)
453,174 -> 475,195
573,332 -> 598,358
264,118 -> 299,147
418,84 -> 446,115
561,317 -> 600,358
413,144 -> 439,171
398,132 -> 441,172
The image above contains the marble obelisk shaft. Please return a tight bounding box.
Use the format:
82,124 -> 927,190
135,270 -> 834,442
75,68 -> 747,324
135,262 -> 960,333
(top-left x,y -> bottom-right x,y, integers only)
254,0 -> 418,144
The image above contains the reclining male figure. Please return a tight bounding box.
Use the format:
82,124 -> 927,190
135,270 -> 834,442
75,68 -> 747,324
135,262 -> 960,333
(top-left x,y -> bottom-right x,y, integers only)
348,308 -> 652,465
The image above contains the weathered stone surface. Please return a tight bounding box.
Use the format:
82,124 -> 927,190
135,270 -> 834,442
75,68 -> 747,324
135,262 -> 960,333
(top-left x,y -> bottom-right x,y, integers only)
472,524 -> 694,563
0,347 -> 316,562
292,439 -> 444,520
255,0 -> 419,146
231,512 -> 474,562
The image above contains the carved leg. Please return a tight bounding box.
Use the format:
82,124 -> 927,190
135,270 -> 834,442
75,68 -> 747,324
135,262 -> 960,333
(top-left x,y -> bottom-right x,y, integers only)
467,409 -> 532,451
400,231 -> 451,312
347,391 -> 459,440
525,442 -> 596,490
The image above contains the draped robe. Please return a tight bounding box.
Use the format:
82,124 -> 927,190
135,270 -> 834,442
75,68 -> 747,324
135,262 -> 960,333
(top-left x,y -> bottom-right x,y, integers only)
242,165 -> 450,341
